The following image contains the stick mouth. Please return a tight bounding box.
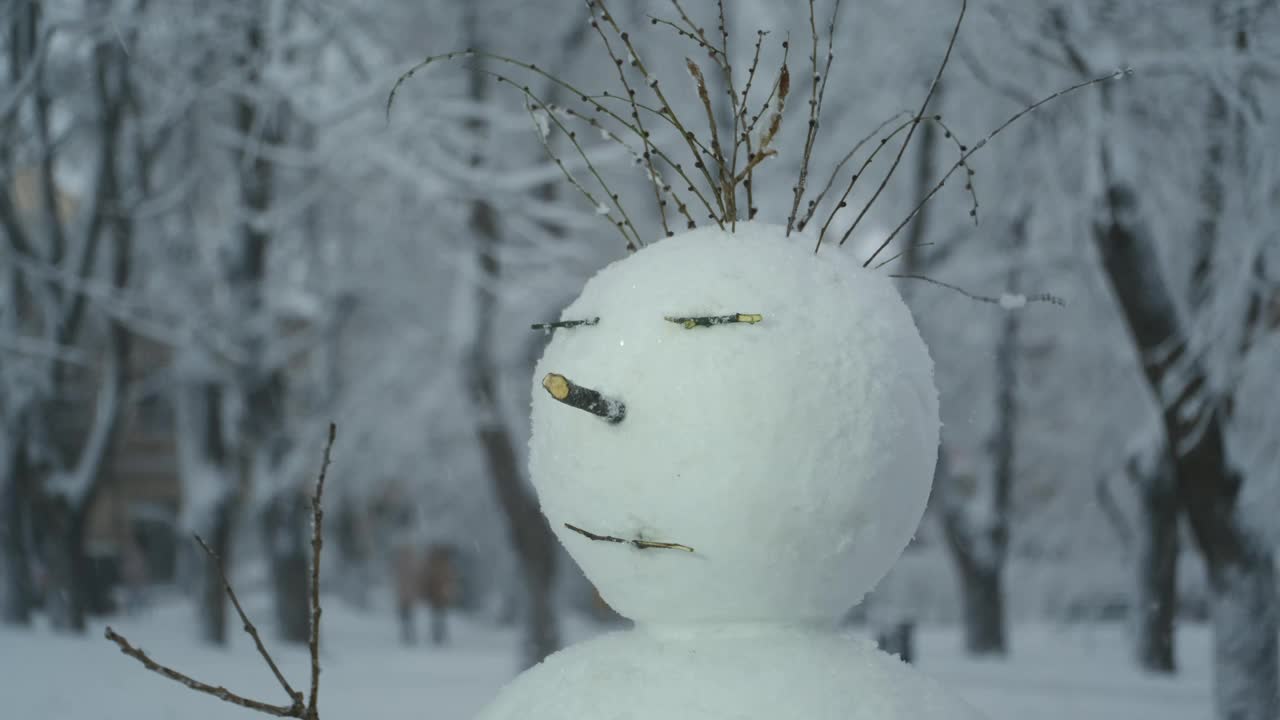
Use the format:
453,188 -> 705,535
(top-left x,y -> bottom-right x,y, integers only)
564,522 -> 694,553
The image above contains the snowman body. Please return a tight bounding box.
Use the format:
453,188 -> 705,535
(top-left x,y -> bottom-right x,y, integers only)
477,223 -> 983,719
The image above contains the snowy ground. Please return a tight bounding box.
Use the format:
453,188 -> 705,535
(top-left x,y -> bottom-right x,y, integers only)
2,593 -> 1210,720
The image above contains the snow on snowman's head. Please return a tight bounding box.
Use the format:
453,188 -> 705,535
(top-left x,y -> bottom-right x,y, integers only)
530,222 -> 939,626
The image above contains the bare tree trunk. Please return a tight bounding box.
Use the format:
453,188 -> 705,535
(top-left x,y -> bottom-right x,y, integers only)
263,491 -> 311,643
463,5 -> 560,669
230,6 -> 304,643
468,200 -> 562,667
429,605 -> 448,646
1094,177 -> 1278,720
36,31 -> 132,634
200,496 -> 236,646
1127,445 -> 1179,673
0,442 -> 33,625
941,499 -> 1009,654
42,495 -> 100,632
193,382 -> 237,646
938,214 -> 1024,657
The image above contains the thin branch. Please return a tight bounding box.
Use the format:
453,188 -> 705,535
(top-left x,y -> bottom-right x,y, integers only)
786,0 -> 842,236
866,68 -> 1126,267
307,423 -> 335,719
103,628 -> 302,718
686,58 -> 730,219
799,109 -> 910,230
816,117 -> 916,243
586,3 -> 672,238
593,0 -> 728,226
484,71 -> 642,249
389,47 -> 717,230
832,0 -> 966,253
106,430 -> 339,720
522,99 -> 639,251
873,242 -> 934,269
647,16 -> 723,60
194,534 -> 303,709
889,273 -> 1065,307
555,97 -> 714,227
738,30 -> 770,218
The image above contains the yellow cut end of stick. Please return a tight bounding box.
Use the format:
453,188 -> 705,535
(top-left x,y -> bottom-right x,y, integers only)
682,319 -> 697,329
542,373 -> 571,401
736,313 -> 763,324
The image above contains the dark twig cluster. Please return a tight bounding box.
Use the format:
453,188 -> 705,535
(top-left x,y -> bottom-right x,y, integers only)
105,424 -> 338,720
386,1 -> 1126,306
387,0 -> 803,247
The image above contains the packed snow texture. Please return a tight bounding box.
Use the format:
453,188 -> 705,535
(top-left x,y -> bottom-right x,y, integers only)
476,625 -> 984,720
529,223 -> 940,625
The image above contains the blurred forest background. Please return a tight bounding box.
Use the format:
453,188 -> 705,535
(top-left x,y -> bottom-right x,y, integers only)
1,1 -> 1278,719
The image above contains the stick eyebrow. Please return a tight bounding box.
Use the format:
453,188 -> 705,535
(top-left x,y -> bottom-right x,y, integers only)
665,313 -> 763,329
531,317 -> 600,331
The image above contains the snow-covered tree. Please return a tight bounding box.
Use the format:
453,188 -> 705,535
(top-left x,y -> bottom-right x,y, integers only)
0,0 -> 140,631
957,1 -> 1279,715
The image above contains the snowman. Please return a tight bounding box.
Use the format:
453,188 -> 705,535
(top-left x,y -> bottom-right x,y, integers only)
475,221 -> 986,720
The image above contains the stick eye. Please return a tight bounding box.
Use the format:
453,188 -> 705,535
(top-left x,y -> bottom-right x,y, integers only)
664,313 -> 763,329
531,317 -> 600,334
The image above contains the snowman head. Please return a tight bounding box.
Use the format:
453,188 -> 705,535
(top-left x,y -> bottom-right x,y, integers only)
530,222 -> 939,626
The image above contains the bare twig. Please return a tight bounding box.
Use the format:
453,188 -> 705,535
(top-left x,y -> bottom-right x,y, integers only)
587,2 -> 672,238
738,30 -> 770,219
686,58 -> 730,217
889,273 -> 1064,307
831,0 -> 966,253
484,72 -> 642,249
389,47 -> 711,234
565,522 -> 695,552
520,96 -> 641,251
873,242 -> 935,269
800,109 -> 910,230
865,68 -> 1126,267
557,98 -> 713,228
816,117 -> 917,242
787,0 -> 842,236
106,428 -> 339,720
648,15 -> 723,59
103,628 -> 302,717
593,0 -> 728,225
307,423 -> 335,719
193,535 -> 302,709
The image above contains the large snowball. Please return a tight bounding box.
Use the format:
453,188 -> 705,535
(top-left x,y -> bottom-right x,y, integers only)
476,627 -> 985,720
530,222 -> 939,624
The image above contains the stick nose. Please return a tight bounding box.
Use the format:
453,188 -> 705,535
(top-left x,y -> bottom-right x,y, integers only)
541,373 -> 626,424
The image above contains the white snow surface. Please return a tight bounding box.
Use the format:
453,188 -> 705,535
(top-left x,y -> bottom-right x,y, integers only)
529,223 -> 940,625
476,624 -> 984,720
0,597 -> 1215,720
